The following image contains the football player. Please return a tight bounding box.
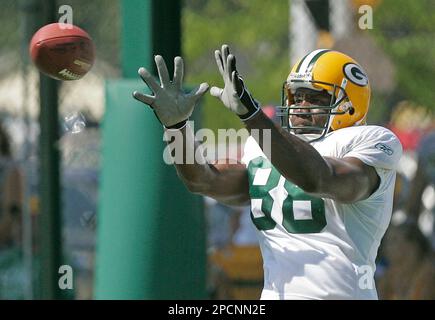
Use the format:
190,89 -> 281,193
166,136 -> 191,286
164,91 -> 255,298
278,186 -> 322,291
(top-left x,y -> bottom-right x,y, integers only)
133,45 -> 402,300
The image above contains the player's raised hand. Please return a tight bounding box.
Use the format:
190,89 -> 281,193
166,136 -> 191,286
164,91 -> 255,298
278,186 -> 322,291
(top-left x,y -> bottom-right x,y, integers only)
210,44 -> 260,121
133,55 -> 209,128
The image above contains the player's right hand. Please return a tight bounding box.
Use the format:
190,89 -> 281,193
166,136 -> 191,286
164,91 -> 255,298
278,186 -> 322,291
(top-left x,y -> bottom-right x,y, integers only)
133,55 -> 209,129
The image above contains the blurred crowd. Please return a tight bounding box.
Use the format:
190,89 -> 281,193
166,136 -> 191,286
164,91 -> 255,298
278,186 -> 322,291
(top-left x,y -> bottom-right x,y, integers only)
376,101 -> 435,299
0,114 -> 98,299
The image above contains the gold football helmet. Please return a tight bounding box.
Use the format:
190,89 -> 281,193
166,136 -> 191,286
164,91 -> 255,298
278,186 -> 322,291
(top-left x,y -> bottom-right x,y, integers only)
277,49 -> 371,141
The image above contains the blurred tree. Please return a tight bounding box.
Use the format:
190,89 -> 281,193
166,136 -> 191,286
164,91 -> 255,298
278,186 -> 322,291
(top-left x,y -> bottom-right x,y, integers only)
182,0 -> 289,132
372,0 -> 435,112
0,1 -> 20,77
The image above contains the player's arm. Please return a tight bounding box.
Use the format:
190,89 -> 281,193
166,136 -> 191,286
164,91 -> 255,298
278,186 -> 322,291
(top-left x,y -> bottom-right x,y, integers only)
133,55 -> 250,206
211,45 -> 379,203
167,124 -> 250,206
245,112 -> 379,203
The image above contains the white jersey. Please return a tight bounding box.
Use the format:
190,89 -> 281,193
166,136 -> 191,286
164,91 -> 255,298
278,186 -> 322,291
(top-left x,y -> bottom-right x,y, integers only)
241,125 -> 402,300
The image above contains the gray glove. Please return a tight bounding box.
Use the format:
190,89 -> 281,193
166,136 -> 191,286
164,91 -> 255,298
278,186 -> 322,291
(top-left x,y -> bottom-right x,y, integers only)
133,55 -> 209,128
210,44 -> 261,121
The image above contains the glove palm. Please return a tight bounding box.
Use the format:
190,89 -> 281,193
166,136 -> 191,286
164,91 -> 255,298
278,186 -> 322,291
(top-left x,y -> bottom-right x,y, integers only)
133,55 -> 209,128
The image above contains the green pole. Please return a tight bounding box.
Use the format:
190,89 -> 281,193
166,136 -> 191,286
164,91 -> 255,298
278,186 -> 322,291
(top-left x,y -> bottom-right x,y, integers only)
120,0 -> 153,77
36,0 -> 63,300
19,0 -> 42,300
95,0 -> 206,299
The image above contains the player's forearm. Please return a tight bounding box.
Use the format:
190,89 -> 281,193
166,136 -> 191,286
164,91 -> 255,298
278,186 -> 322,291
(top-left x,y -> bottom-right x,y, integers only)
166,123 -> 217,192
244,111 -> 331,193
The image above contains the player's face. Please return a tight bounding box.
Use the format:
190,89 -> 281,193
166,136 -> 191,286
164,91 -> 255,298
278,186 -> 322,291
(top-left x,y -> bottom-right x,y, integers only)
289,88 -> 332,134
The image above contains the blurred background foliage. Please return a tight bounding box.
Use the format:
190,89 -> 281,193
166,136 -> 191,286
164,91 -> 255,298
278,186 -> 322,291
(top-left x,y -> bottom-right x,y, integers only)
182,0 -> 435,131
182,0 -> 290,132
372,0 -> 435,117
0,2 -> 20,76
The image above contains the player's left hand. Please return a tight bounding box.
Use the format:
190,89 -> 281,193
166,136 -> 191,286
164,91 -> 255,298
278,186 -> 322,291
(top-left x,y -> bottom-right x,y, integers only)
133,55 -> 209,129
210,44 -> 261,121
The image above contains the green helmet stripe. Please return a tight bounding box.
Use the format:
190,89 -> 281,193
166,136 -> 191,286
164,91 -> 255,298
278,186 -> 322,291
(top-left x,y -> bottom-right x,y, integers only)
295,52 -> 310,73
306,49 -> 331,73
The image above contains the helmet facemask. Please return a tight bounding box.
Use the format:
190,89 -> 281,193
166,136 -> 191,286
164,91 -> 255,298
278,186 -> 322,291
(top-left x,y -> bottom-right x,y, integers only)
276,79 -> 354,142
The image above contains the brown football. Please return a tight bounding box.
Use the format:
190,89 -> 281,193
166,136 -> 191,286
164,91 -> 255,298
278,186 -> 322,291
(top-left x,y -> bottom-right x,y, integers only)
29,23 -> 95,81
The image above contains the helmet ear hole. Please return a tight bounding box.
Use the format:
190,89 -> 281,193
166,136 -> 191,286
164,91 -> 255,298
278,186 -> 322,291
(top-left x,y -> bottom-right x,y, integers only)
349,107 -> 355,115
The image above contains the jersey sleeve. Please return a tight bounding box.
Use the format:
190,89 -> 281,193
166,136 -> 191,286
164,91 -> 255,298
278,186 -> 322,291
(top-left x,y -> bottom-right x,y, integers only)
343,126 -> 403,170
